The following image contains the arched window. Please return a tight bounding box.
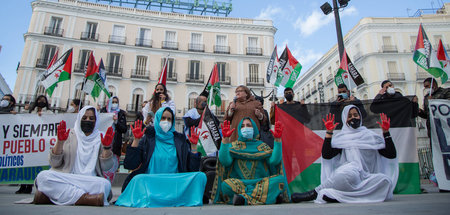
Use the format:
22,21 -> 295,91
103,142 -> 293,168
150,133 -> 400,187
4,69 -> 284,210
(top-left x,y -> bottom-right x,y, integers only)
131,88 -> 144,112
188,92 -> 198,110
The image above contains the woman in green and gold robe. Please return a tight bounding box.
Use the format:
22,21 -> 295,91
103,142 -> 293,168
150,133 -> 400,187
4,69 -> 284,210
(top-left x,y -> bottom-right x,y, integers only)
211,117 -> 290,205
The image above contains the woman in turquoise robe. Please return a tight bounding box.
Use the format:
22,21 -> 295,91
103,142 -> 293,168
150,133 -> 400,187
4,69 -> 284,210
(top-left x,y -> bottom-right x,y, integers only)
115,107 -> 206,208
211,118 -> 290,205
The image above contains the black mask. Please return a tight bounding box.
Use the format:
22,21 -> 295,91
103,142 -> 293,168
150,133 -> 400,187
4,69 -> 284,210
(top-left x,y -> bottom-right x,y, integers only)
37,102 -> 47,108
285,94 -> 294,102
348,118 -> 361,129
80,120 -> 95,133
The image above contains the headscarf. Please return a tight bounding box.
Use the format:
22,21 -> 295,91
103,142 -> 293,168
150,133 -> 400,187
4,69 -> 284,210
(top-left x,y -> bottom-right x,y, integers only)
106,96 -> 120,114
237,117 -> 260,142
154,107 -> 175,144
72,106 -> 102,176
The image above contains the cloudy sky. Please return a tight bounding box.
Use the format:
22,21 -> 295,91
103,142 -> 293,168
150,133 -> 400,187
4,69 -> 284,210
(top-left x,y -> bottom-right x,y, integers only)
0,0 -> 447,91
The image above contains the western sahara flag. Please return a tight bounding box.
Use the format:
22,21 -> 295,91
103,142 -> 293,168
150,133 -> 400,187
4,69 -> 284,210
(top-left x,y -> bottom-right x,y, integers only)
41,49 -> 72,97
413,24 -> 444,80
436,39 -> 450,84
266,45 -> 279,85
334,49 -> 364,89
275,100 -> 420,194
274,46 -> 302,88
196,105 -> 222,156
83,59 -> 111,100
202,64 -> 221,107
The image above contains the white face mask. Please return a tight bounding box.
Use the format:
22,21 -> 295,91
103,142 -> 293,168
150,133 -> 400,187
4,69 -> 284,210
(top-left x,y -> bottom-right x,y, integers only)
424,87 -> 434,96
0,100 -> 9,108
66,106 -> 75,113
111,103 -> 119,109
387,87 -> 396,95
241,127 -> 254,139
159,120 -> 172,133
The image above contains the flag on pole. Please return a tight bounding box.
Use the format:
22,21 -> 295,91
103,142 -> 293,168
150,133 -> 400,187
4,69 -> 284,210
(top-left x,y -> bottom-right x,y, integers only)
334,49 -> 364,89
412,24 -> 443,79
196,105 -> 221,156
436,39 -> 450,84
202,64 -> 221,107
158,57 -> 169,85
83,56 -> 111,100
41,49 -> 72,97
266,45 -> 279,85
274,46 -> 302,88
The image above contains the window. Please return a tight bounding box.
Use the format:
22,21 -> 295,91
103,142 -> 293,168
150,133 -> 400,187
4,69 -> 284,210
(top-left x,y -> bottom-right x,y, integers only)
216,35 -> 227,46
108,53 -> 121,74
189,60 -> 201,79
434,35 -> 442,47
85,22 -> 97,39
135,56 -> 147,75
382,36 -> 392,46
131,88 -> 144,111
77,49 -> 91,72
110,25 -> 125,44
36,84 -> 46,96
162,58 -> 175,79
37,45 -> 57,67
215,35 -> 229,53
410,36 -> 417,51
163,31 -> 177,49
249,64 -> 259,82
248,37 -> 258,48
165,31 -> 176,42
319,74 -> 323,84
188,93 -> 198,110
46,17 -> 62,36
217,62 -> 226,82
387,61 -> 397,73
137,28 -> 151,47
382,36 -> 397,52
189,33 -> 203,51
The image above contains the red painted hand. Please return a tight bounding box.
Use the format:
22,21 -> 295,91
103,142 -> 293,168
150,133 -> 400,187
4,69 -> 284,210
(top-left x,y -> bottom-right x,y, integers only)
322,113 -> 339,131
377,113 -> 391,132
101,126 -> 115,147
188,126 -> 200,145
130,120 -> 146,139
57,120 -> 70,141
221,120 -> 235,138
270,121 -> 283,138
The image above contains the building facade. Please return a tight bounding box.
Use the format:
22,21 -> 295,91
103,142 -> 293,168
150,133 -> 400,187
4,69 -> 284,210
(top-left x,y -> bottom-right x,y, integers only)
13,0 -> 276,124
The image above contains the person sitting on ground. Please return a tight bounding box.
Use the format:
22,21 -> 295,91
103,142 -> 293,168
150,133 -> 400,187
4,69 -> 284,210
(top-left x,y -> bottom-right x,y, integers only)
291,105 -> 398,203
115,107 -> 205,208
211,118 -> 289,205
33,106 -> 115,206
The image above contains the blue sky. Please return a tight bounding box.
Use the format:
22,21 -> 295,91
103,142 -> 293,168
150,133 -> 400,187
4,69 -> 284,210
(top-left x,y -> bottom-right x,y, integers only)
0,0 -> 447,92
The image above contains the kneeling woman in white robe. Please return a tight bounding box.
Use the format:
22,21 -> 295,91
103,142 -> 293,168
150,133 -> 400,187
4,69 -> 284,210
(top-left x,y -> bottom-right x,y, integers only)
33,106 -> 115,206
115,107 -> 206,208
292,105 -> 398,203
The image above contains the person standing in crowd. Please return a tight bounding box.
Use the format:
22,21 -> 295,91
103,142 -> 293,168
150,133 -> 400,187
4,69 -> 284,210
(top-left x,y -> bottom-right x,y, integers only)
270,87 -> 311,125
143,84 -> 176,126
67,99 -> 82,113
135,100 -> 148,124
255,96 -> 274,148
211,119 -> 289,205
418,78 -> 450,141
225,85 -> 266,142
370,80 -> 419,127
29,95 -> 53,115
291,106 -> 397,203
0,94 -> 17,114
183,92 -> 219,140
33,106 -> 115,206
116,107 -> 205,208
329,84 -> 367,129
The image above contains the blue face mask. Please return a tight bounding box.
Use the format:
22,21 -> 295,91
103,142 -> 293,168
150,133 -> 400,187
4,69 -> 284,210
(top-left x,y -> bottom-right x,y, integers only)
339,93 -> 349,100
241,127 -> 254,139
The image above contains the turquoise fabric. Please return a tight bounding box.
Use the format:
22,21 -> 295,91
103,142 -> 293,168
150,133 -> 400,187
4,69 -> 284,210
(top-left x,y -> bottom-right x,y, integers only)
147,107 -> 178,174
115,172 -> 207,208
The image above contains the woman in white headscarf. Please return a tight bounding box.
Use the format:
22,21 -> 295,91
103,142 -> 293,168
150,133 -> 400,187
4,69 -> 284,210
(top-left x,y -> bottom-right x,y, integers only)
33,106 -> 115,206
291,105 -> 398,203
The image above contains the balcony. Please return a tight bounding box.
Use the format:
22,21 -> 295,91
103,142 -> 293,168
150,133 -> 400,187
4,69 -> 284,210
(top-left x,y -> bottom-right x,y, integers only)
311,86 -> 317,94
306,91 -> 311,98
135,38 -> 152,47
105,67 -> 123,77
219,76 -> 231,85
131,69 -> 150,80
246,47 -> 262,56
382,45 -> 398,53
186,74 -> 204,83
36,58 -> 50,68
326,74 -> 333,84
162,41 -> 178,50
109,35 -> 126,45
159,71 -> 177,82
80,32 -> 99,41
188,43 -> 205,52
44,27 -> 63,37
214,45 -> 230,54
126,104 -> 142,113
74,63 -> 87,74
387,73 -> 405,81
416,72 -> 430,80
246,78 -> 264,86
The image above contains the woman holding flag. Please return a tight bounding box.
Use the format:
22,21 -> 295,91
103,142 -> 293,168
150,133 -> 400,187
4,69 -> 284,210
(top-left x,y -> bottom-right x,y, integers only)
33,106 -> 115,206
116,107 -> 205,208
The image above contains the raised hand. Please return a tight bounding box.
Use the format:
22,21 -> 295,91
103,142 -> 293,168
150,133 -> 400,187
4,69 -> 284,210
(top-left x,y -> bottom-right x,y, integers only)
322,113 -> 339,132
130,120 -> 146,139
270,121 -> 283,139
57,120 -> 70,141
101,126 -> 115,148
188,126 -> 200,145
377,113 -> 391,133
221,120 -> 235,138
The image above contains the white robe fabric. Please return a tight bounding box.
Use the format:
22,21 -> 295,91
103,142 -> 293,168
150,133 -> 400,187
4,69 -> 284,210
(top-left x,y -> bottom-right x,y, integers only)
315,105 -> 398,203
36,106 -> 111,205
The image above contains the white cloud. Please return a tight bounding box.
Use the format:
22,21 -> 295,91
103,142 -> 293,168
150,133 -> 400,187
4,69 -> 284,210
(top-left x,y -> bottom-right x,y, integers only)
255,5 -> 282,20
294,6 -> 358,37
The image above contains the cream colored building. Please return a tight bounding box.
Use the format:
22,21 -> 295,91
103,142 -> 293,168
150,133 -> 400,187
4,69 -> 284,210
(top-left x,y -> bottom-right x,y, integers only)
293,4 -> 450,104
13,0 -> 276,125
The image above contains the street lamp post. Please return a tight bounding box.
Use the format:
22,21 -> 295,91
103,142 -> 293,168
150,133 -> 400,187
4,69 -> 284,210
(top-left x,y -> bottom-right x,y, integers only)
320,0 -> 350,62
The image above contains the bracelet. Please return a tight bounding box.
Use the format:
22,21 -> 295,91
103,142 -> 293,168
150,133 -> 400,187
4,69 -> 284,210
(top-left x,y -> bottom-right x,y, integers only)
384,136 -> 391,139
103,146 -> 112,150
326,131 -> 333,135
